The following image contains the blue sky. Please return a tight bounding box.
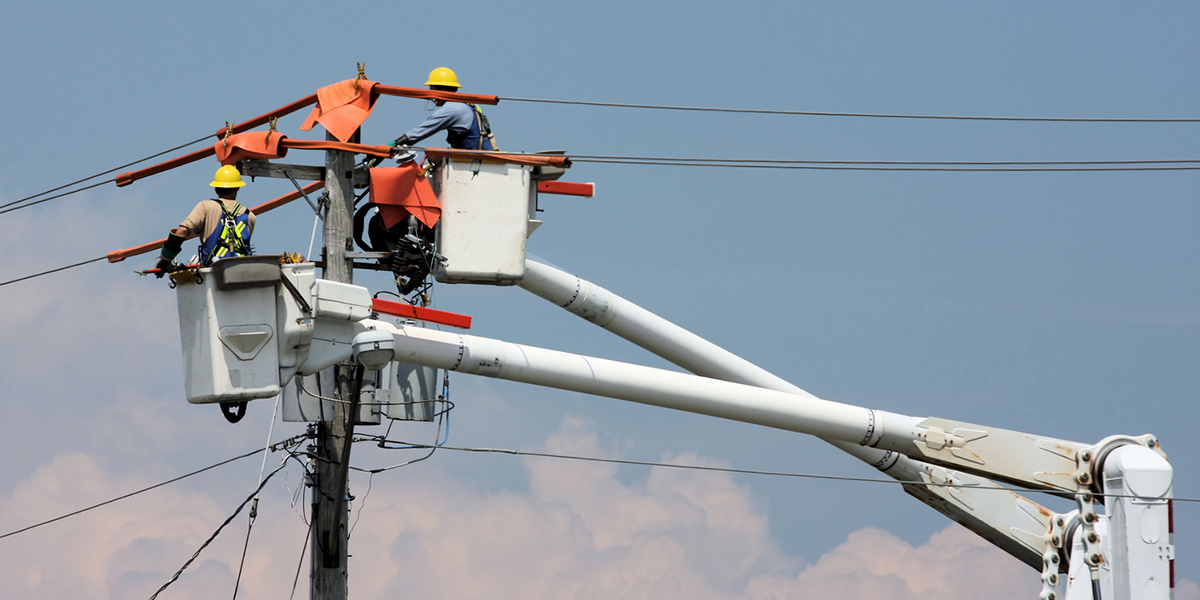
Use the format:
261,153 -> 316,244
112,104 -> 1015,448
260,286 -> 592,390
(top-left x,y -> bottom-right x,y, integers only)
0,2 -> 1196,598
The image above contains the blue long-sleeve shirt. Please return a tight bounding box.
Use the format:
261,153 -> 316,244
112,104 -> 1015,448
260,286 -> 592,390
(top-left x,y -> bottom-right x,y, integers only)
404,102 -> 493,150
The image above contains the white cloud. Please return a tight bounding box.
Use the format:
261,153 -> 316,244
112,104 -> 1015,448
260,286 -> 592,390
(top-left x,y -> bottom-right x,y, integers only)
9,419 -> 1175,600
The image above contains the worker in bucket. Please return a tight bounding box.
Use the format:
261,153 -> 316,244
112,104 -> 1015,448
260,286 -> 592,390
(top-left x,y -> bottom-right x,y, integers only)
390,67 -> 498,152
155,165 -> 256,276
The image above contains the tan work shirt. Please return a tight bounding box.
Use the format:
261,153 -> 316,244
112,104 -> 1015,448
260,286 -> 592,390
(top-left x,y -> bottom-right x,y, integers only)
179,198 -> 257,241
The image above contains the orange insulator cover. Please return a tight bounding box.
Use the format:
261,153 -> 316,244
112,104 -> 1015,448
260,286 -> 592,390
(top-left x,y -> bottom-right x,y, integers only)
279,139 -> 393,157
107,181 -> 325,263
215,131 -> 289,165
214,94 -> 318,139
115,146 -> 217,187
373,84 -> 499,106
300,79 -> 380,142
369,163 -> 442,229
423,148 -> 572,168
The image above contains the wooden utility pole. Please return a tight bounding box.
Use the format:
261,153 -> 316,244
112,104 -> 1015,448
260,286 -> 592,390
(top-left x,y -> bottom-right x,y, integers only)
311,131 -> 359,600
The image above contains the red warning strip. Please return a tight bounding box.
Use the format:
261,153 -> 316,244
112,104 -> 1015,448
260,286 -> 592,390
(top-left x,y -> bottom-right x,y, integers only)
537,181 -> 594,197
372,298 -> 473,329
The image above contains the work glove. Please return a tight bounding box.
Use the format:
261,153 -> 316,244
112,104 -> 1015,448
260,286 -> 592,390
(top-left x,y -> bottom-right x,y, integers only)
154,257 -> 175,278
389,135 -> 414,155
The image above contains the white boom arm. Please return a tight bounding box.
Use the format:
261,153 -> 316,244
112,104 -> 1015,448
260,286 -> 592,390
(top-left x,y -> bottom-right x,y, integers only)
351,318 -> 1172,600
517,257 -> 1053,568
173,256 -> 1174,599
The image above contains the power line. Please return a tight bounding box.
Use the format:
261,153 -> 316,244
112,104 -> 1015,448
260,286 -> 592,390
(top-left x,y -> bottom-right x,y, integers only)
0,436 -> 305,541
0,134 -> 212,214
573,158 -> 1200,172
572,154 -> 1200,167
0,449 -> 256,541
502,96 -> 1200,123
0,180 -> 115,216
0,256 -> 107,289
149,461 -> 289,600
364,441 -> 1200,504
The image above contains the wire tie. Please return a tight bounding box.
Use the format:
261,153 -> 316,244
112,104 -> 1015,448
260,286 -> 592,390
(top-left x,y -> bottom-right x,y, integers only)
265,117 -> 278,145
354,62 -> 366,94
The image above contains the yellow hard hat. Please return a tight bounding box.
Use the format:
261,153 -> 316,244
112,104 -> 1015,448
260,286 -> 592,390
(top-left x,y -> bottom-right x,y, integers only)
425,67 -> 461,88
210,165 -> 246,188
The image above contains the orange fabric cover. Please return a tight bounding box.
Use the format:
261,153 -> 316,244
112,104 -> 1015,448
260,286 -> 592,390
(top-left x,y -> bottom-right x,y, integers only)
369,163 -> 441,229
423,148 -> 572,168
215,132 -> 288,165
299,79 -> 380,142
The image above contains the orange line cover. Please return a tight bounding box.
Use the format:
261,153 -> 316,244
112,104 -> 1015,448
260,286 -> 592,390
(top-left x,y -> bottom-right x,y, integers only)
215,132 -> 288,165
280,139 -> 393,157
423,148 -> 572,168
107,181 -> 325,263
374,85 -> 499,106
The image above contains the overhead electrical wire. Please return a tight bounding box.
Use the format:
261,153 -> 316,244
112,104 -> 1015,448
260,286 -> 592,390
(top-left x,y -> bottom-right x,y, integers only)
502,96 -> 1200,123
362,440 -> 1200,504
0,134 -> 213,215
148,461 -> 290,600
0,436 -> 305,541
572,154 -> 1200,167
0,256 -> 107,288
8,93 -> 1199,217
572,157 -> 1200,172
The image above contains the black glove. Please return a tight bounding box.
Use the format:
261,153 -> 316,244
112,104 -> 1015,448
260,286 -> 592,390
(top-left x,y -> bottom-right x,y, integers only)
390,135 -> 414,155
154,257 -> 174,278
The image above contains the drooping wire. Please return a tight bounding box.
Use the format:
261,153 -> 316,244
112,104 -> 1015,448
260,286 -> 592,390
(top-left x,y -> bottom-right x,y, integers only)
501,96 -> 1200,123
0,442 -> 299,540
0,180 -> 114,216
232,396 -> 283,600
231,514 -> 254,600
348,472 -> 375,538
148,460 -> 290,600
0,134 -> 213,214
354,441 -> 1200,503
289,525 -> 311,600
0,256 -> 107,289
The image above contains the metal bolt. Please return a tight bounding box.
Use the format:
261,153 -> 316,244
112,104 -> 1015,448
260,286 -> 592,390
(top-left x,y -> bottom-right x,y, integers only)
1090,553 -> 1104,565
1087,532 -> 1099,543
1080,450 -> 1092,462
1051,535 -> 1062,546
1083,512 -> 1097,524
1077,472 -> 1090,484
1055,517 -> 1065,527
1048,574 -> 1058,585
1146,439 -> 1157,448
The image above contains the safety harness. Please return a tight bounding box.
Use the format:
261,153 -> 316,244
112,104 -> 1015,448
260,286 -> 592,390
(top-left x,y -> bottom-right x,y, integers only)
471,104 -> 499,150
200,200 -> 252,266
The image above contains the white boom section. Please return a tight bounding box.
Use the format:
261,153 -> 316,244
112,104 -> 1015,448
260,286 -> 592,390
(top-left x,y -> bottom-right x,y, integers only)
357,318 -> 1088,495
517,257 -> 1053,568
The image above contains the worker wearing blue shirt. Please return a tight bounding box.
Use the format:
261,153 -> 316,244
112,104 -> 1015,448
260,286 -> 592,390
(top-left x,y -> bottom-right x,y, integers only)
392,67 -> 497,151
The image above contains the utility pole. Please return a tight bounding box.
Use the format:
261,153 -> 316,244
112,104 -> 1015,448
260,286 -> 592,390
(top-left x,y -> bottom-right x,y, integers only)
311,130 -> 359,600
